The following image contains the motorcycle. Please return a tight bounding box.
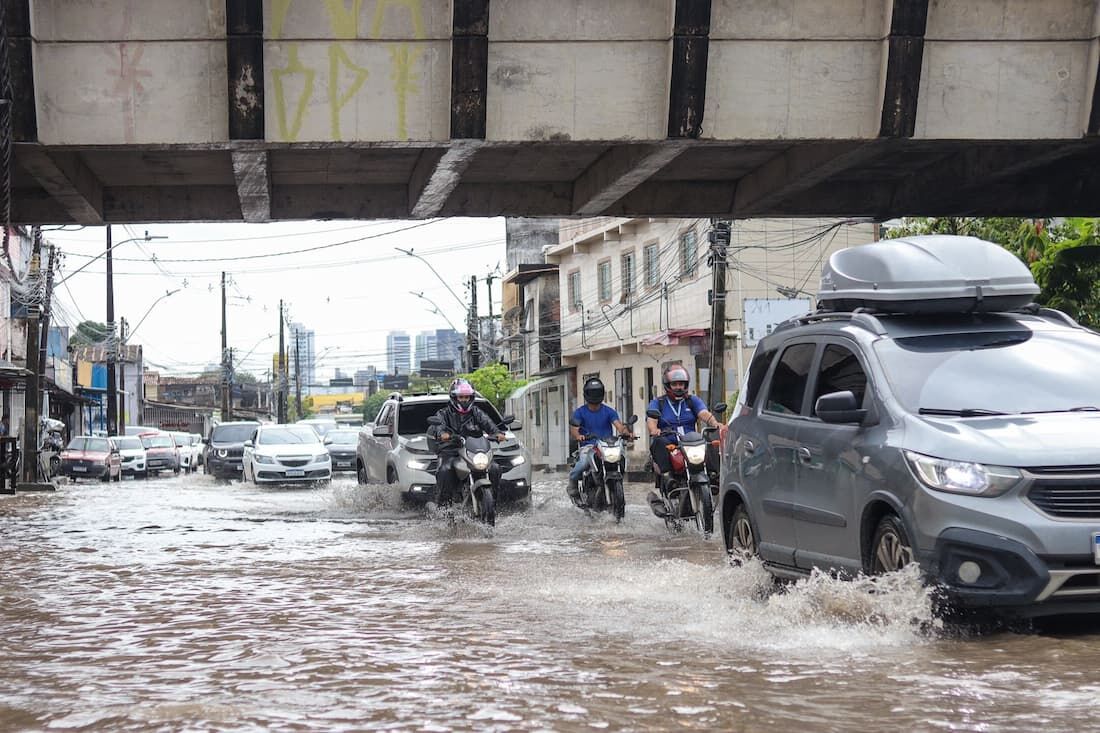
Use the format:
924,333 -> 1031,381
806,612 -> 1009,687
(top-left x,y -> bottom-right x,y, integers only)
567,414 -> 638,522
427,414 -> 516,527
646,403 -> 726,536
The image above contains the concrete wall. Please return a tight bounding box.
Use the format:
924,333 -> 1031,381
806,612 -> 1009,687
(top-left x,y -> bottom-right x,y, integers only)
505,218 -> 558,271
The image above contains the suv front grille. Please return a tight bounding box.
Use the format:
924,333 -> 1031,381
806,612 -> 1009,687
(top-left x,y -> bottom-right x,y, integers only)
1028,479 -> 1100,518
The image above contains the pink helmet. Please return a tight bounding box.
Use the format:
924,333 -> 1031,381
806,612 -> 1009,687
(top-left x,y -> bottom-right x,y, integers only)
450,378 -> 476,414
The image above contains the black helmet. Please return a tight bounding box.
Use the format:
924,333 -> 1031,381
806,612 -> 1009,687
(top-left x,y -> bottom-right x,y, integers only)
582,377 -> 605,405
662,364 -> 691,399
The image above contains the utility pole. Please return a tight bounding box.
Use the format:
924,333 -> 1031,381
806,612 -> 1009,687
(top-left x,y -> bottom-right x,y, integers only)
467,275 -> 480,370
220,271 -> 230,421
117,317 -> 127,427
105,225 -> 117,436
707,220 -> 732,409
37,240 -> 57,417
277,300 -> 286,423
294,327 -> 302,418
20,227 -> 45,485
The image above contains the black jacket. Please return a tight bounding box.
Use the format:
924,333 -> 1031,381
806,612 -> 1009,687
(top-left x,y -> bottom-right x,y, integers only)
427,404 -> 501,455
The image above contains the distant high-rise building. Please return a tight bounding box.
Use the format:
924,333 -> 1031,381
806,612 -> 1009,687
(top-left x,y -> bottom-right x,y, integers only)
434,329 -> 463,371
289,323 -> 316,393
353,367 -> 377,387
414,331 -> 439,372
386,331 -> 411,375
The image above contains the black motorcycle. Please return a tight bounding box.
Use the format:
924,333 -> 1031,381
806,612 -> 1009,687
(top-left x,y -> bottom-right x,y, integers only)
568,415 -> 638,522
427,414 -> 516,527
646,404 -> 726,536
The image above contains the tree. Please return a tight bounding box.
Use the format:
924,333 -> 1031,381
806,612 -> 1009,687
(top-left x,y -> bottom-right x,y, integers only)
234,371 -> 258,384
462,362 -> 525,411
69,320 -> 111,346
362,391 -> 388,423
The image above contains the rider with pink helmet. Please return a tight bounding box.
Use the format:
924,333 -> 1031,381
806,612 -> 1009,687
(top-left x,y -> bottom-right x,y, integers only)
426,378 -> 506,507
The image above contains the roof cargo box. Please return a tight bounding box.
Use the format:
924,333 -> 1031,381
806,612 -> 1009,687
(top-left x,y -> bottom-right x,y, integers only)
818,235 -> 1039,314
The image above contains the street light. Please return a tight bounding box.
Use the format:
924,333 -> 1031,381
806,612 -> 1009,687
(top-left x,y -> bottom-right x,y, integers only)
409,290 -> 461,332
395,247 -> 466,310
54,229 -> 167,286
126,288 -> 181,343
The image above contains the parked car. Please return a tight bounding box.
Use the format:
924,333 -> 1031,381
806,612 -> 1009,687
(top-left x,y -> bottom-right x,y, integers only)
169,432 -> 196,473
324,429 -> 358,473
719,234 -> 1100,619
190,433 -> 204,466
242,424 -> 331,486
296,417 -> 339,439
124,425 -> 161,437
59,436 -> 121,482
357,393 -> 530,506
204,421 -> 260,480
140,432 -> 180,476
109,435 -> 147,478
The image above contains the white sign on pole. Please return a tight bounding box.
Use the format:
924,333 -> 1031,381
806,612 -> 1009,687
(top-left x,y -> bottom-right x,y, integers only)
743,298 -> 813,347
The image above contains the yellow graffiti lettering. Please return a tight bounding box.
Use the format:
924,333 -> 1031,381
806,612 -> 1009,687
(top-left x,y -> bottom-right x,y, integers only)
329,44 -> 371,139
272,45 -> 316,142
390,44 -> 422,140
271,0 -> 293,40
322,0 -> 364,39
371,0 -> 426,39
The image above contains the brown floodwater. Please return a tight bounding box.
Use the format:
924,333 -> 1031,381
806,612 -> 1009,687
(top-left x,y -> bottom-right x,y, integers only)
2,473 -> 1100,732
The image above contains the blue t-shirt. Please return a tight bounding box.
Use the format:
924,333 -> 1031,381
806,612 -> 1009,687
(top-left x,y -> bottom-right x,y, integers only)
572,404 -> 621,445
648,394 -> 708,435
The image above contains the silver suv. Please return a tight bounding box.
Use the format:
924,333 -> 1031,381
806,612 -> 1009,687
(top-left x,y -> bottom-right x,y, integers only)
720,235 -> 1100,618
357,393 -> 532,506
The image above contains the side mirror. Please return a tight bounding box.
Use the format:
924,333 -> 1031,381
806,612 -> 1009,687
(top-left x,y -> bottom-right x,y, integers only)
323,437 -> 333,445
646,409 -> 661,420
426,416 -> 442,426
500,414 -> 515,424
815,391 -> 868,425
568,417 -> 582,428
372,424 -> 393,437
627,414 -> 638,425
243,440 -> 253,448
711,403 -> 728,415
510,423 -> 522,432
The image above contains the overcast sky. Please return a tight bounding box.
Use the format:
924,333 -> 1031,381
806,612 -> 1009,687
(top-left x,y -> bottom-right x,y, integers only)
45,218 -> 507,381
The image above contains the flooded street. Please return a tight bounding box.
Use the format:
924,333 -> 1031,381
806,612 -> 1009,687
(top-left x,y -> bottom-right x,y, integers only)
3,474 -> 1100,732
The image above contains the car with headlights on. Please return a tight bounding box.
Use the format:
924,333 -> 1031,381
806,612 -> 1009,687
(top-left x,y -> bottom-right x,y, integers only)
719,235 -> 1100,619
357,392 -> 531,506
204,421 -> 260,479
110,435 -> 146,478
60,436 -> 121,482
242,424 -> 331,486
323,428 -> 358,473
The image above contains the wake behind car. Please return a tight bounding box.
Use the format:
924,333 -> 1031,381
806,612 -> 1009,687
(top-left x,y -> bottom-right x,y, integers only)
204,421 -> 260,479
357,392 -> 531,506
60,436 -> 121,482
324,429 -> 358,473
720,235 -> 1100,619
242,424 -> 331,485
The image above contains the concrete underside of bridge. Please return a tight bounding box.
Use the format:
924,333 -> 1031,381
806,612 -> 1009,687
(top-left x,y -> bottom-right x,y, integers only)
7,0 -> 1100,224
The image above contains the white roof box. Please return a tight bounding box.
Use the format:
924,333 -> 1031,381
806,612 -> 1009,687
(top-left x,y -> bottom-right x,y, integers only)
818,235 -> 1040,314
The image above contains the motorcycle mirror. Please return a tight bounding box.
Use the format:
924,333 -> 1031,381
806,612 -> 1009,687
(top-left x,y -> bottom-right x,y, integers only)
646,409 -> 661,420
711,403 -> 728,415
500,414 -> 515,424
627,415 -> 638,424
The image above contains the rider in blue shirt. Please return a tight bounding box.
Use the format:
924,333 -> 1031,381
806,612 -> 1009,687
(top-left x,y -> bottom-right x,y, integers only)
568,377 -> 633,502
646,365 -> 720,485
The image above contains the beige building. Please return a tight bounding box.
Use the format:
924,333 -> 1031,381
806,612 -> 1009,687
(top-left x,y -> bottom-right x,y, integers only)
541,217 -> 878,464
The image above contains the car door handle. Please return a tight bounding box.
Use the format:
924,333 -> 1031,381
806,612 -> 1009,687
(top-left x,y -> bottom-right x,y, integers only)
742,439 -> 756,456
797,447 -> 812,463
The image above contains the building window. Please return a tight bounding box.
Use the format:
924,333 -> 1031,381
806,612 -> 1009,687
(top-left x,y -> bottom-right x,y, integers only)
680,229 -> 698,277
598,260 -> 612,302
644,243 -> 660,288
568,270 -> 582,311
614,367 -> 633,423
621,251 -> 635,298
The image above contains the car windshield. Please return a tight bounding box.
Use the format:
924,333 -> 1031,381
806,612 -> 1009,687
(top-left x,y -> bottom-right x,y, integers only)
398,399 -> 501,436
327,431 -> 357,445
67,437 -> 110,452
875,328 -> 1100,415
171,434 -> 188,447
211,424 -> 257,443
298,421 -> 337,437
113,437 -> 142,450
259,427 -> 320,445
141,435 -> 173,448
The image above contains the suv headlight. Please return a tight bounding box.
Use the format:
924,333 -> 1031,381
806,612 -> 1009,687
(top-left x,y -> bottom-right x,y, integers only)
254,454 -> 275,464
407,458 -> 432,470
216,448 -> 228,458
904,451 -> 1021,497
601,447 -> 621,463
683,444 -> 708,465
471,452 -> 490,471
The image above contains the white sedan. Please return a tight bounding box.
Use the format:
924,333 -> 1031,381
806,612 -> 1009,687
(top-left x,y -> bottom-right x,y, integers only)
242,424 -> 331,486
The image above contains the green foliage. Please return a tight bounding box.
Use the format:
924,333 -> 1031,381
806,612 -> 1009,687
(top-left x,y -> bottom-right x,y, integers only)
461,362 -> 526,411
69,320 -> 111,346
286,396 -> 315,421
362,391 -> 389,423
234,371 -> 258,384
886,217 -> 1100,328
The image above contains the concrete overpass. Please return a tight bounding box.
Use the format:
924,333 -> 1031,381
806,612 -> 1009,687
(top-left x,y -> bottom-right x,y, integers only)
6,0 -> 1100,224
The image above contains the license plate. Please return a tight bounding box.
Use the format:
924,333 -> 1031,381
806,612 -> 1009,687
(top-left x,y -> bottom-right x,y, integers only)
235,465 -> 243,471
336,461 -> 350,468
72,466 -> 87,472
285,469 -> 305,478
1093,533 -> 1100,565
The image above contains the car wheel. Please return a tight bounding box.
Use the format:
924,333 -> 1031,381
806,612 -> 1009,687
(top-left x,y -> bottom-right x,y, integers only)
869,515 -> 915,574
728,503 -> 758,559
357,460 -> 368,485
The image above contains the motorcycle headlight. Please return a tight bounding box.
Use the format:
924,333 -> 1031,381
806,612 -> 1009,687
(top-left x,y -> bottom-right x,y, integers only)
471,452 -> 490,471
904,451 -> 1021,497
684,444 -> 708,465
601,447 -> 621,463
510,455 -> 526,466
253,454 -> 275,464
216,448 -> 228,458
407,458 -> 432,470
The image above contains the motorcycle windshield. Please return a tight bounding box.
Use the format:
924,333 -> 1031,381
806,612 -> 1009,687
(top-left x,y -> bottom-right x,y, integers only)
464,436 -> 492,452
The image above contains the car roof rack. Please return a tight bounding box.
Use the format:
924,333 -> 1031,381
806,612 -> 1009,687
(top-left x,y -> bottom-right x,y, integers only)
772,308 -> 888,336
1011,304 -> 1083,329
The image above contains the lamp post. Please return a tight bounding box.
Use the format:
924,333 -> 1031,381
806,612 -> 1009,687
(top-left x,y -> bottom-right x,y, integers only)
409,291 -> 464,372
395,247 -> 466,310
119,287 -> 180,428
